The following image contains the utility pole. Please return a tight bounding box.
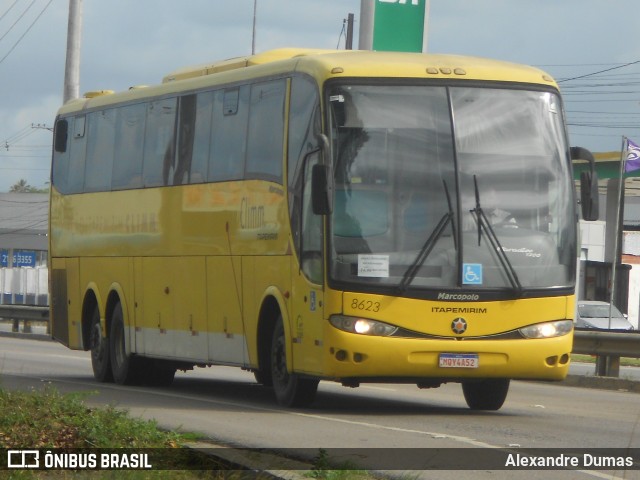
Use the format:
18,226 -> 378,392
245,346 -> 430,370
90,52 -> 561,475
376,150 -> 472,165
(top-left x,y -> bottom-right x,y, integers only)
251,0 -> 257,55
63,0 -> 83,104
345,13 -> 355,50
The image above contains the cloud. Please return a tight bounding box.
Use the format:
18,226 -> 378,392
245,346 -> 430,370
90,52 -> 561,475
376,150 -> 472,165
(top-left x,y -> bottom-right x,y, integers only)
0,0 -> 639,191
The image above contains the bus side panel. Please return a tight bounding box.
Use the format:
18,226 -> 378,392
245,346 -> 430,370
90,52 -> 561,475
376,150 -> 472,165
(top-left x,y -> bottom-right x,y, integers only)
50,258 -> 68,347
137,257 -> 208,362
206,255 -> 247,365
242,257 -> 257,366
140,257 -> 173,357
50,257 -> 81,349
133,257 -> 144,354
171,257 -> 208,360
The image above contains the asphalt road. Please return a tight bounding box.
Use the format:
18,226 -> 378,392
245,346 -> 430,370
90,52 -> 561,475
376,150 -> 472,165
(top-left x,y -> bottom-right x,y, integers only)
1,335 -> 639,479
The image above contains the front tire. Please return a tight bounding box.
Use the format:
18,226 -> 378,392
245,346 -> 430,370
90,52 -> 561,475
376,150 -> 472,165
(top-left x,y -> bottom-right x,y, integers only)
109,302 -> 142,385
462,379 -> 510,411
270,317 -> 318,407
89,306 -> 112,383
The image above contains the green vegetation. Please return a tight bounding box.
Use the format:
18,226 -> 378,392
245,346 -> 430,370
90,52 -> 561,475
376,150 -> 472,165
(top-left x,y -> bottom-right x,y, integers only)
0,386 -> 232,479
0,387 -> 177,449
0,386 -> 386,479
306,449 -> 372,480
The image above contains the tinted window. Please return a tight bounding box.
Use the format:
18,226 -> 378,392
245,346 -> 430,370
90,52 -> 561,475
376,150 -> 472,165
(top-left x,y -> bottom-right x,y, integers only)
112,104 -> 146,190
85,109 -> 116,192
189,92 -> 214,184
173,95 -> 197,185
246,79 -> 285,182
52,117 -> 72,193
67,115 -> 87,193
210,87 -> 249,182
288,76 -> 321,257
143,98 -> 176,187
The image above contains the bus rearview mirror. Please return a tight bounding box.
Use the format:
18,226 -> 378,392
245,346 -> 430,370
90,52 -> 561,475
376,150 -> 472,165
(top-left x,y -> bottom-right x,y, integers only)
311,164 -> 333,215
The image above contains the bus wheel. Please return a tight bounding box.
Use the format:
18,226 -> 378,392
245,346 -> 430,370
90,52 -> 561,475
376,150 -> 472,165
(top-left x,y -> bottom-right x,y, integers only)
109,302 -> 142,385
270,317 -> 318,407
89,306 -> 112,383
462,379 -> 510,411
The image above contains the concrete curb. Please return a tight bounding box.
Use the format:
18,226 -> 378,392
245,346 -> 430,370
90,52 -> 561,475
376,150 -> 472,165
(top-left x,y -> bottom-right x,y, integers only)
183,442 -> 310,479
0,329 -> 51,342
561,374 -> 640,393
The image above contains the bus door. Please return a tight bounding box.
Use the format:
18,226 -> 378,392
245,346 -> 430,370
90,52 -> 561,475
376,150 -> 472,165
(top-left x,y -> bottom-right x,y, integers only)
290,151 -> 325,375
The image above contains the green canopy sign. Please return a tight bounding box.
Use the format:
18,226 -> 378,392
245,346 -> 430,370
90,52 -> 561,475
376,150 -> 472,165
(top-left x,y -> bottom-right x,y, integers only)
373,0 -> 428,52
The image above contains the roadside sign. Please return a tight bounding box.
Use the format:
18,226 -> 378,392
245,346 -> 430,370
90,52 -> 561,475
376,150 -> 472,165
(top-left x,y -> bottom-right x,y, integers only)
373,0 -> 428,52
1,250 -> 37,268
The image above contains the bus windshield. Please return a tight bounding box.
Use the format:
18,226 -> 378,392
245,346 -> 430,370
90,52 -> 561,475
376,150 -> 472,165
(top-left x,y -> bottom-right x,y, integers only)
327,83 -> 576,295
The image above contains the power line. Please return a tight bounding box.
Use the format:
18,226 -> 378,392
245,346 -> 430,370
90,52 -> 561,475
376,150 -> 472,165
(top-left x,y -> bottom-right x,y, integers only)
557,59 -> 640,83
0,0 -> 21,24
0,0 -> 54,67
0,0 -> 37,43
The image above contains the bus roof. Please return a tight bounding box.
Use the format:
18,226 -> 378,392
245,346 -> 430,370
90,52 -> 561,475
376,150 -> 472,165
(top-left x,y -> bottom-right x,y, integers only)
57,48 -> 558,115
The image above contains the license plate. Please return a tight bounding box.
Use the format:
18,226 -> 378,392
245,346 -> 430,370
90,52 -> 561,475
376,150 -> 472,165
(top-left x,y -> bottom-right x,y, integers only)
439,353 -> 479,368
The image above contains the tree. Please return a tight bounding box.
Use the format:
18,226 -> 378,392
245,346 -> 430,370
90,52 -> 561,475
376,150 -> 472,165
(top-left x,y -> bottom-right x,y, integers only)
8,179 -> 48,193
9,179 -> 32,193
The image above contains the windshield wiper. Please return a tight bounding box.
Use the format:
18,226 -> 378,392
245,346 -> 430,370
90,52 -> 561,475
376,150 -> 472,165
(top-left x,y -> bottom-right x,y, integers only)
470,175 -> 522,293
398,181 -> 455,294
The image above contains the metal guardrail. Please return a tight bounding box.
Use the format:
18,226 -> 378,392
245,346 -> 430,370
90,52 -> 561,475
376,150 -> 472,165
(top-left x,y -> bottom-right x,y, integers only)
0,306 -> 638,377
573,329 -> 640,357
573,329 -> 640,377
0,304 -> 49,334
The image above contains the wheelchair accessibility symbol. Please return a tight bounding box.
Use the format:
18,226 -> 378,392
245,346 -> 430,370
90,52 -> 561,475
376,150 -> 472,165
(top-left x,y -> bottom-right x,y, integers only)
462,264 -> 483,285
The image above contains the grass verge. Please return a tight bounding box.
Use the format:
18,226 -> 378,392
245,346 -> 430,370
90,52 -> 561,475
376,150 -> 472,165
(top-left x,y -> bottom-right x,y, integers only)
0,385 -> 240,479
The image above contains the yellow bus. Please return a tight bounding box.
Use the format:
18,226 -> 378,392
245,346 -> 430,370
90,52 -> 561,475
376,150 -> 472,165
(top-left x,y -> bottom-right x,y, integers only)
50,48 -> 598,410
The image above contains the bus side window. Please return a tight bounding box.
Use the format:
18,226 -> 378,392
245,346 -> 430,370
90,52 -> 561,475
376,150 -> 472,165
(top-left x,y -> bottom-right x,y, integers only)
288,75 -> 321,261
173,94 -> 197,185
246,79 -> 286,183
52,117 -> 72,193
112,104 -> 146,190
186,91 -> 214,184
85,109 -> 116,192
54,118 -> 68,153
67,115 -> 87,193
143,98 -> 177,188
209,87 -> 248,182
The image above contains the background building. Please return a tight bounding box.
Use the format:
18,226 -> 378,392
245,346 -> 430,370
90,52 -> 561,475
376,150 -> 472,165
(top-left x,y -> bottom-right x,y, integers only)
0,193 -> 48,305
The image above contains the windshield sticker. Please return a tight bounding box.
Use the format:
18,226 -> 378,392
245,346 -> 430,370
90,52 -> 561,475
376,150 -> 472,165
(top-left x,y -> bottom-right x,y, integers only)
358,255 -> 389,278
462,263 -> 483,285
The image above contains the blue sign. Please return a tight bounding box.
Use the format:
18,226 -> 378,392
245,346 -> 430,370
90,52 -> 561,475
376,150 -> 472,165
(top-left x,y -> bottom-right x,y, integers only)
462,263 -> 483,285
1,250 -> 37,268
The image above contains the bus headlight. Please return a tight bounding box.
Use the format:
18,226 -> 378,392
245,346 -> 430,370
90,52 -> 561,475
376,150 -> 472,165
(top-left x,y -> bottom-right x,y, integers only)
330,315 -> 398,336
519,320 -> 573,339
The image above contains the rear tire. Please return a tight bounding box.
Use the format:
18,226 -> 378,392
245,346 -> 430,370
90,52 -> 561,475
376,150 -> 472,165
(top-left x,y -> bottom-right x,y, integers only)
462,379 -> 510,411
89,307 -> 112,383
109,302 -> 142,385
270,317 -> 318,407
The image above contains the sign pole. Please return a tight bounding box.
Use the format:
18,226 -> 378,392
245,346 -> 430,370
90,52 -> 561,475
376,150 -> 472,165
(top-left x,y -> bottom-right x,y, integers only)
422,0 -> 431,53
359,0 -> 374,50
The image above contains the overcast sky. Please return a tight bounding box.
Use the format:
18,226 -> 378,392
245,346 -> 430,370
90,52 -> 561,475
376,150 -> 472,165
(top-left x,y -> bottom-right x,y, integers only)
0,0 -> 638,192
